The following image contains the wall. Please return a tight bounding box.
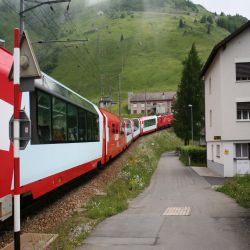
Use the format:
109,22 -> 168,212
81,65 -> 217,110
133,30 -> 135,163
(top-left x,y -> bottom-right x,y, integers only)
220,29 -> 250,141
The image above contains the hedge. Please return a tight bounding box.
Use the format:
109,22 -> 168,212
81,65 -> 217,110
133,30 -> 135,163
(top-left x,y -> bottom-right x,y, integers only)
179,145 -> 207,166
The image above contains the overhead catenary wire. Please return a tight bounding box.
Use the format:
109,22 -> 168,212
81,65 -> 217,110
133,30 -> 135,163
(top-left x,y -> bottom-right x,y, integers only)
4,0 -> 99,90
3,0 -> 120,97
37,4 -> 100,84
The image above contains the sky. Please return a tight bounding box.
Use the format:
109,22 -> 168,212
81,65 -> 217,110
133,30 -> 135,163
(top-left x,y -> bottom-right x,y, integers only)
192,0 -> 250,19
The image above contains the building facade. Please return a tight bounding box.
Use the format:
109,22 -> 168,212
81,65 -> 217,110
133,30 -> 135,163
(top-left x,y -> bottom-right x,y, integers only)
201,21 -> 250,177
128,92 -> 176,115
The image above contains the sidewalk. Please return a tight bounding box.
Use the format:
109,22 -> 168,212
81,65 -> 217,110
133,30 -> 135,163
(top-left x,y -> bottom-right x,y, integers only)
77,152 -> 250,250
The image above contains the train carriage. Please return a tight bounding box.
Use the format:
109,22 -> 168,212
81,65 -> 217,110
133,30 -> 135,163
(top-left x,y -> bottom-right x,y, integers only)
157,114 -> 173,130
124,118 -> 133,146
131,118 -> 141,140
100,109 -> 126,162
140,115 -> 157,135
0,47 -> 104,221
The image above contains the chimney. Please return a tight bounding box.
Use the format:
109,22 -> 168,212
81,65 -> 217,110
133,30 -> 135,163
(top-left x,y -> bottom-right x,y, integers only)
0,39 -> 5,48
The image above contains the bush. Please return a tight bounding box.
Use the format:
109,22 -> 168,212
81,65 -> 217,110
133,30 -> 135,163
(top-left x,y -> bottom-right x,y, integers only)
179,145 -> 206,166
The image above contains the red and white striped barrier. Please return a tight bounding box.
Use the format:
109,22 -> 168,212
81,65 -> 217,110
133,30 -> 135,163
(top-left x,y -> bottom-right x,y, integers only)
13,27 -> 21,250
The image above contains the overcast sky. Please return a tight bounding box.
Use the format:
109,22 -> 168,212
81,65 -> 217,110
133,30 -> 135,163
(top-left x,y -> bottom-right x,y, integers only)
192,0 -> 250,19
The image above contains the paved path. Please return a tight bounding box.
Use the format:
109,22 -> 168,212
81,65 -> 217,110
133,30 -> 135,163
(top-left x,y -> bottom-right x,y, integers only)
78,152 -> 250,250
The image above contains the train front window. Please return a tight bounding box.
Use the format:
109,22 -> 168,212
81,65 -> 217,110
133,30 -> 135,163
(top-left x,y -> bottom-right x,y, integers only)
37,91 -> 52,143
52,97 -> 67,142
67,104 -> 78,142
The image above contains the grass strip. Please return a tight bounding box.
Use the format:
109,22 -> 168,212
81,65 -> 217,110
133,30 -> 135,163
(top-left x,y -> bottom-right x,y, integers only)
216,175 -> 250,208
51,130 -> 182,249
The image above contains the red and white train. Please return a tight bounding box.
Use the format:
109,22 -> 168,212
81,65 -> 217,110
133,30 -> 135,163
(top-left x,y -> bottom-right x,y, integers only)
0,46 -> 173,221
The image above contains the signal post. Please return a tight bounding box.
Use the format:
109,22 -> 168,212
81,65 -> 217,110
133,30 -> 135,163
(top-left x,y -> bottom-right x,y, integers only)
13,28 -> 21,250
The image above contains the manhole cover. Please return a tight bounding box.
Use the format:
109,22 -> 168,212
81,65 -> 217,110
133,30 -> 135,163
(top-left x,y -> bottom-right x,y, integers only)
163,206 -> 191,216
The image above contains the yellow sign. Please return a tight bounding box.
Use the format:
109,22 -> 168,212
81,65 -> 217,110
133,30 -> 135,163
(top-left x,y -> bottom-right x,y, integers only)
224,149 -> 229,155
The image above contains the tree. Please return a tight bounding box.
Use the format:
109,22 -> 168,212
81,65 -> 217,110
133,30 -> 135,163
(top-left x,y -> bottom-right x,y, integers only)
179,18 -> 184,28
200,15 -> 207,23
207,16 -> 213,24
173,44 -> 204,145
207,23 -> 211,34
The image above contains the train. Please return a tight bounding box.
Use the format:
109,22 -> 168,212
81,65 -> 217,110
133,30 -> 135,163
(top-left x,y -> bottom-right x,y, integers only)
0,46 -> 173,222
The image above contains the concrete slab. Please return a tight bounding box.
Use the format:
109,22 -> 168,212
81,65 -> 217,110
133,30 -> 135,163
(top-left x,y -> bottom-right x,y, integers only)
84,236 -> 156,247
1,233 -> 58,250
191,166 -> 221,177
88,214 -> 163,239
78,152 -> 250,250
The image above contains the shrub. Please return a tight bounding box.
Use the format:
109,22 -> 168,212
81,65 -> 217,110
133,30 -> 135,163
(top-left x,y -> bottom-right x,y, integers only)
217,175 -> 250,208
179,145 -> 206,166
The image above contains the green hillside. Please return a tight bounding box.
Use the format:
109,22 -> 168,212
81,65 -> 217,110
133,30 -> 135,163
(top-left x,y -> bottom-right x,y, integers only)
0,0 -> 246,107
51,7 -> 229,102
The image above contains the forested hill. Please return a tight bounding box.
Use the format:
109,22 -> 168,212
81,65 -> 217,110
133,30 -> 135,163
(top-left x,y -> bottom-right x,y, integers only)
0,0 -> 248,104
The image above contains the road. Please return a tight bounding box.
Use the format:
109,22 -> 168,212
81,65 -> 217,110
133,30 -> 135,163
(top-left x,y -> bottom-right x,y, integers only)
78,152 -> 250,250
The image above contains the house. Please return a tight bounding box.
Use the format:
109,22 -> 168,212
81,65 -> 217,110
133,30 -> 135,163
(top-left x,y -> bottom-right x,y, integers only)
128,92 -> 176,115
201,21 -> 250,177
0,39 -> 5,48
97,11 -> 104,16
99,96 -> 114,108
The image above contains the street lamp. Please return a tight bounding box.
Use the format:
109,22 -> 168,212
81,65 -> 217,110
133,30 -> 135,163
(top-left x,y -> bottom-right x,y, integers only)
188,104 -> 194,145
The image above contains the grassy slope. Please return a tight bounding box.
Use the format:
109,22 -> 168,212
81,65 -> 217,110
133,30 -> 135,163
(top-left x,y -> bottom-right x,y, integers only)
50,8 -> 229,105
0,1 -> 229,108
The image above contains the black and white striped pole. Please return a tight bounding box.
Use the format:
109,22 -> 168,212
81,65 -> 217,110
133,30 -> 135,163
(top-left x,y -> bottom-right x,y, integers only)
13,27 -> 21,250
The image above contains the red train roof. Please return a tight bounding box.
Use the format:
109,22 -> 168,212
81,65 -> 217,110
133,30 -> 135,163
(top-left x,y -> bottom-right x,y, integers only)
100,108 -> 120,123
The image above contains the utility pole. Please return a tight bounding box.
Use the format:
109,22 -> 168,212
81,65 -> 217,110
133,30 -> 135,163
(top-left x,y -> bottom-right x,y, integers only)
99,74 -> 103,98
118,51 -> 124,123
19,0 -> 71,34
188,104 -> 194,145
118,74 -> 121,122
20,0 -> 25,33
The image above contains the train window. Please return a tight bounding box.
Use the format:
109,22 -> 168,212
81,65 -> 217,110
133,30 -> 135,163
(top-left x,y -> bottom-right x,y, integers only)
121,122 -> 125,134
133,119 -> 139,131
126,121 -> 131,135
87,112 -> 93,141
52,97 -> 67,142
144,119 -> 156,128
37,91 -> 52,143
78,109 -> 87,142
92,115 -> 99,140
112,124 -> 115,133
67,104 -> 78,142
34,89 -> 100,144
